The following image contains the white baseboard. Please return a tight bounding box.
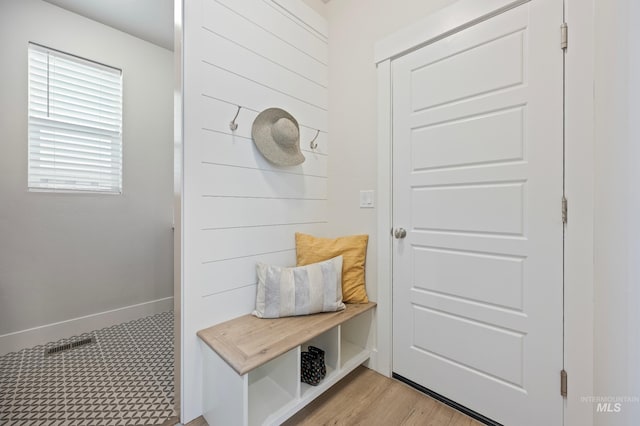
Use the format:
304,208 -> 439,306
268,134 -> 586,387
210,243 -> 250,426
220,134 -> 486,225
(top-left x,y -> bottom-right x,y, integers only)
0,297 -> 174,356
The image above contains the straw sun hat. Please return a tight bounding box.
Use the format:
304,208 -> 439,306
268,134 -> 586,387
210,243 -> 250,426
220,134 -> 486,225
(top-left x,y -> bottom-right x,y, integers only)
251,108 -> 305,166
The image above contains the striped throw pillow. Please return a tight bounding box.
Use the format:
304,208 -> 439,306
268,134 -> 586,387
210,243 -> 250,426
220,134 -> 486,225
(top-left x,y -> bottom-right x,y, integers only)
253,256 -> 345,319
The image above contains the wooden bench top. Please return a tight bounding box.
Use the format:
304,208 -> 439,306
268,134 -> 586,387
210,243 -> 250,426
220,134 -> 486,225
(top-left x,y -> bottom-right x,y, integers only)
197,302 -> 376,375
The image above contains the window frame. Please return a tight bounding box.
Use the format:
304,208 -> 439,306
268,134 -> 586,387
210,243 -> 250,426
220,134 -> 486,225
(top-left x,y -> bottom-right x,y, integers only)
27,42 -> 124,194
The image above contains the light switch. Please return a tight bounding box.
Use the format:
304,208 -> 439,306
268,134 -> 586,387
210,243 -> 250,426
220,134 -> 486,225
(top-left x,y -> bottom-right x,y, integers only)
359,190 -> 375,208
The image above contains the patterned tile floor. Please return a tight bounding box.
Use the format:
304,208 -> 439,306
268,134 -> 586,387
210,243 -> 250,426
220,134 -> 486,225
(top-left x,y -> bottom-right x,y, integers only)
0,311 -> 175,426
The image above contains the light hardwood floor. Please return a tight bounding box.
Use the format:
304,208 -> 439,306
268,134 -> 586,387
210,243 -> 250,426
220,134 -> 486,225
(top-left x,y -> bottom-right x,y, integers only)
284,367 -> 482,426
185,366 -> 482,426
184,416 -> 208,426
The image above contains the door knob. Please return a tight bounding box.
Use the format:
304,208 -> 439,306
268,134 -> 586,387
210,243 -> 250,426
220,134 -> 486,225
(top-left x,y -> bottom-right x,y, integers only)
394,228 -> 407,239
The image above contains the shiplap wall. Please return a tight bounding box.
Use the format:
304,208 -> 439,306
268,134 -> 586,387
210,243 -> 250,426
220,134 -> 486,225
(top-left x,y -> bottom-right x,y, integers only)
181,0 -> 328,421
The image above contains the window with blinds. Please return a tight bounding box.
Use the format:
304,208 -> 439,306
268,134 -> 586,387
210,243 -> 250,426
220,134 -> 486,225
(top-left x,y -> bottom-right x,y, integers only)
28,43 -> 123,193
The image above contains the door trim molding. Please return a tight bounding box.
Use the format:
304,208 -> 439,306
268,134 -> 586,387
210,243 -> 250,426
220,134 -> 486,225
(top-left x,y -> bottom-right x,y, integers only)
374,58 -> 392,376
562,1 -> 595,425
374,0 -> 529,64
375,0 -> 595,425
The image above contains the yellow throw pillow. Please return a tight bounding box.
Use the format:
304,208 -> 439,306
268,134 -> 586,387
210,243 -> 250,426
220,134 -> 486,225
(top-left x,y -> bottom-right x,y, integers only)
295,232 -> 369,304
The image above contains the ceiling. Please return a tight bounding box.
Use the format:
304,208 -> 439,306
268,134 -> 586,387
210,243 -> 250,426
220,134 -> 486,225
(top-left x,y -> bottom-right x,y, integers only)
44,0 -> 174,51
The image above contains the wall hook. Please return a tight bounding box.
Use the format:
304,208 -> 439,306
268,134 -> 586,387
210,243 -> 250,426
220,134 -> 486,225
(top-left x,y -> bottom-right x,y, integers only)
229,105 -> 241,131
309,129 -> 320,150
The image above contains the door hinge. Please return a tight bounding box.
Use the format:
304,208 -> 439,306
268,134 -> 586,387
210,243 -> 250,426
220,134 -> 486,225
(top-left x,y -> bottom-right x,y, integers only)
561,23 -> 568,50
561,369 -> 568,397
562,196 -> 568,224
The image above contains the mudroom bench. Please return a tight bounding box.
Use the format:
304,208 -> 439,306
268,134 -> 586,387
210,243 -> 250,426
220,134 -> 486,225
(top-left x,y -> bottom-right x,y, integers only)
197,302 -> 376,426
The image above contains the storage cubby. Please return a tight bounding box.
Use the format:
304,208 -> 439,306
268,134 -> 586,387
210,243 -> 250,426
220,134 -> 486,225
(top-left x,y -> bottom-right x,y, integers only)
341,307 -> 373,369
248,348 -> 298,426
300,326 -> 339,398
198,302 -> 376,426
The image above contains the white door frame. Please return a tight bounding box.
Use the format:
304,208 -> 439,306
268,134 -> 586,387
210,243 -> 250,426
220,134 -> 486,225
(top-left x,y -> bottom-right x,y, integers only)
374,1 -> 594,425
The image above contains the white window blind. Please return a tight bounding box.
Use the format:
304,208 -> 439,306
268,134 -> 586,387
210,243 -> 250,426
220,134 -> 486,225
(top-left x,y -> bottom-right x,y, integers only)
28,43 -> 123,193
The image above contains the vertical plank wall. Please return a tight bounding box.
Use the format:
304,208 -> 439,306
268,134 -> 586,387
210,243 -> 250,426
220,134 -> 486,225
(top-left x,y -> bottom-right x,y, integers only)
182,0 -> 328,421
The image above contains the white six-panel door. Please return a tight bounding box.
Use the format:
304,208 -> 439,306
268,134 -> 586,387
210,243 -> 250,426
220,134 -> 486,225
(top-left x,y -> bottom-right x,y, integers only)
392,1 -> 563,425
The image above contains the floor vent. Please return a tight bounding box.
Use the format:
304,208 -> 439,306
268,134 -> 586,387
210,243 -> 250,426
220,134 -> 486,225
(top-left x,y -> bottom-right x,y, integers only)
45,336 -> 96,356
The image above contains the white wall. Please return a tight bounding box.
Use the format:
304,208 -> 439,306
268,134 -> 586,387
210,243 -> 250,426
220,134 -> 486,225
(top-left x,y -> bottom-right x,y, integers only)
321,0 -> 456,311
313,0 -> 456,375
627,1 -> 640,421
0,0 -> 174,353
302,0 -> 328,17
593,0 -> 640,424
180,0 -> 328,421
